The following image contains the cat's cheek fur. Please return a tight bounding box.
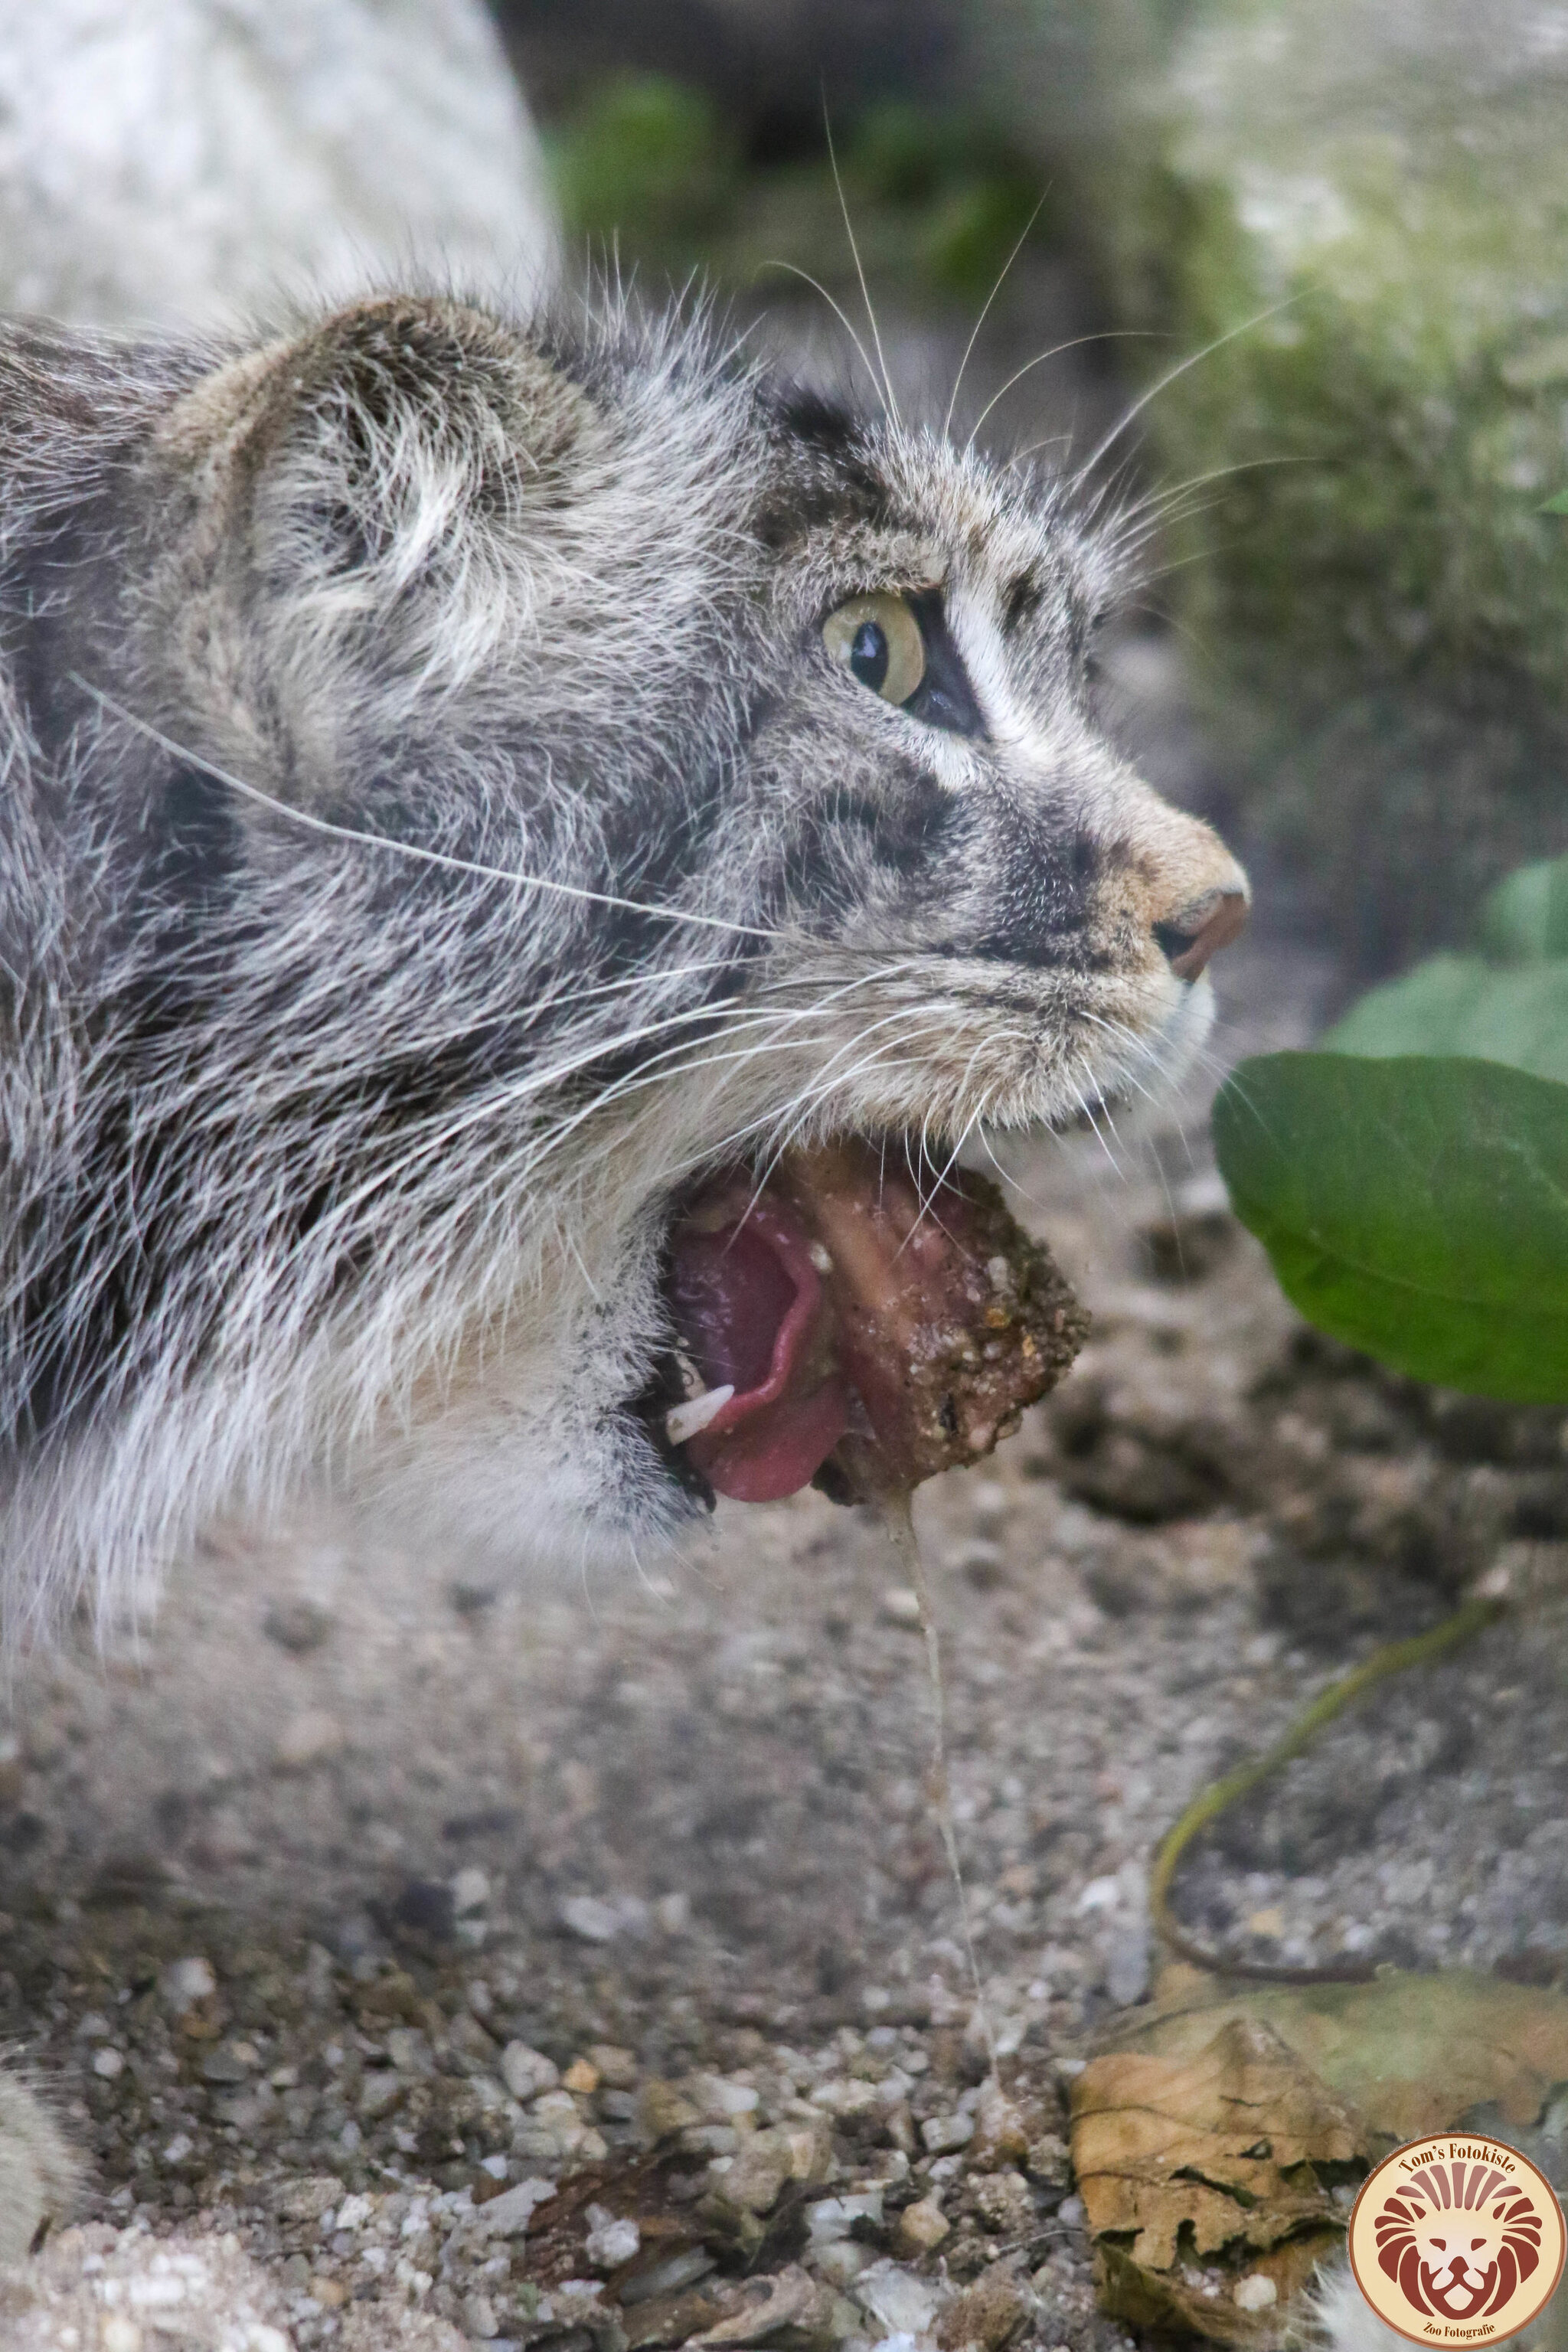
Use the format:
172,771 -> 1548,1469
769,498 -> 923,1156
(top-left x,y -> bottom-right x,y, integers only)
358,1223 -> 698,1566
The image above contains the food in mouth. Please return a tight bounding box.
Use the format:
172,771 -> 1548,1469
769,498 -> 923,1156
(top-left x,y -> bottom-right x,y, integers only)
662,1137 -> 1089,1505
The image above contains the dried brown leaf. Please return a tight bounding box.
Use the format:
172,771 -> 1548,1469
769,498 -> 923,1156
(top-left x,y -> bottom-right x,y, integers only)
1106,1965 -> 1568,2142
1070,2015 -> 1369,2344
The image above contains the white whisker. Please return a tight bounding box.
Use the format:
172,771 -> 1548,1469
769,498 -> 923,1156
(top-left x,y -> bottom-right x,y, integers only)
943,190 -> 1052,443
756,262 -> 883,407
965,330 -> 1159,455
1073,296 -> 1302,485
825,113 -> 899,429
73,677 -> 779,942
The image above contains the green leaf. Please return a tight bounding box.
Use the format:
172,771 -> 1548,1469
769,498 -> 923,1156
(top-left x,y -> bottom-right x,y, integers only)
1477,852 -> 1568,962
1540,488 -> 1568,514
1322,954 -> 1568,1082
1212,1053 -> 1568,1402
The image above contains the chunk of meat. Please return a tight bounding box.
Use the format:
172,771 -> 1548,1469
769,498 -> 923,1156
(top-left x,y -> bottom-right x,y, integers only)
665,1137 -> 1089,1504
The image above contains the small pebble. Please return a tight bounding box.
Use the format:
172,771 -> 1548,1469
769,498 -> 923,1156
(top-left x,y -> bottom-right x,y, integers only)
589,2043 -> 639,2089
949,1540 -> 1008,1589
451,1864 -> 491,1916
500,2042 -> 559,2101
261,1599 -> 334,1655
936,2275 -> 1030,2352
158,1956 -> 216,2016
272,1709 -> 346,1770
583,2206 -> 641,2269
920,2112 -> 975,2154
472,2177 -> 558,2238
896,2197 -> 951,2254
559,1893 -> 622,1942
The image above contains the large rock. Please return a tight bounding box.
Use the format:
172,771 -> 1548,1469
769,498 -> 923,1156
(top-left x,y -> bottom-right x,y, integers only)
0,0 -> 557,329
983,0 -> 1568,965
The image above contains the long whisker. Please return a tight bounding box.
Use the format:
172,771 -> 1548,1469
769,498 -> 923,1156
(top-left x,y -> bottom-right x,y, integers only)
1073,296 -> 1302,486
975,1125 -> 1061,1221
1082,1053 -> 1134,1161
331,964 -> 933,1227
824,112 -> 899,428
900,1034 -> 1004,1246
72,677 -> 779,944
755,262 -> 884,405
1001,430 -> 1076,474
732,1007 -> 954,1214
1075,1011 -> 1178,1111
1104,452 -> 1318,540
1066,1066 -> 1125,1179
943,191 -> 1051,442
571,978 -> 931,1174
966,330 -> 1160,454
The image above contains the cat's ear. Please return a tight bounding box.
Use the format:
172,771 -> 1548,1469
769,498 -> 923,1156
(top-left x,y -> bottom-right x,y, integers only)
159,297 -> 593,779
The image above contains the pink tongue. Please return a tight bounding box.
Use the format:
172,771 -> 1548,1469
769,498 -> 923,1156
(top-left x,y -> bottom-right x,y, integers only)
666,1199 -> 849,1503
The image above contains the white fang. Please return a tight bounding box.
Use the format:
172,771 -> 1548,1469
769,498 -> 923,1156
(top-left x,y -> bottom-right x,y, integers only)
665,1386 -> 735,1445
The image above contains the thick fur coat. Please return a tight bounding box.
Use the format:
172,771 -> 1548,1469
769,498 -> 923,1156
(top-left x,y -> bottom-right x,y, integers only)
0,291 -> 1245,1648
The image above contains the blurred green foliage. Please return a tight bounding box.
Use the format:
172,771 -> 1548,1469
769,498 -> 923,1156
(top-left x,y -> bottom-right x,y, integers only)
544,76 -> 1052,304
547,74 -> 739,253
1478,854 -> 1568,967
1214,1050 -> 1568,1404
1214,851 -> 1568,1402
1321,851 -> 1568,1084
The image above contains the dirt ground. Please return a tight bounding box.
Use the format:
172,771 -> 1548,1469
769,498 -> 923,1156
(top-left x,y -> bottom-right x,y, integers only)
5,900 -> 1568,2349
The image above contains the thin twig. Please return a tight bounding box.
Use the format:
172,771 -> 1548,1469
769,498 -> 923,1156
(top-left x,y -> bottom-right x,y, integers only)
1149,1595 -> 1507,1987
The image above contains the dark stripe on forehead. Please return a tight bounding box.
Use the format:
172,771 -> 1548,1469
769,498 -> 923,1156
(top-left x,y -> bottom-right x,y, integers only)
757,383 -> 892,545
772,386 -> 860,456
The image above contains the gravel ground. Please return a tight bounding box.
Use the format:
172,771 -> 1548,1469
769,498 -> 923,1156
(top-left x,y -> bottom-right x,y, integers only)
5,911 -> 1567,2349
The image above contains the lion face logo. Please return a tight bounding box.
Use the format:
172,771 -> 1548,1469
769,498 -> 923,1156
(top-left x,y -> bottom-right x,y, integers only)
1375,2160 -> 1545,2322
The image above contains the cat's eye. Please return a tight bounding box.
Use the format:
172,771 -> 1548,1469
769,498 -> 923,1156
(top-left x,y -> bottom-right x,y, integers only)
822,593 -> 926,707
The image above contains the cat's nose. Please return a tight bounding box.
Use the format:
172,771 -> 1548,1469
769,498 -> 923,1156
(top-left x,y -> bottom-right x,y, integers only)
1154,880 -> 1250,979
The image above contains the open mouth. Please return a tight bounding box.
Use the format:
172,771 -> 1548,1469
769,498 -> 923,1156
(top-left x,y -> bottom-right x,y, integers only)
643,1135 -> 1090,1508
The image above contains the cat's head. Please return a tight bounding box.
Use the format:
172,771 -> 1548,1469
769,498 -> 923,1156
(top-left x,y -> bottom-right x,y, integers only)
24,292 -> 1245,1573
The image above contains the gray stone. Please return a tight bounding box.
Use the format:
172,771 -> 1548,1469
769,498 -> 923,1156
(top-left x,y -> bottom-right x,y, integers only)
854,2260 -> 944,2337
0,0 -> 556,330
499,2043 -> 559,2102
688,2264 -> 831,2347
1104,1922 -> 1151,2009
920,2111 -> 975,2155
560,1894 -> 626,1943
472,2176 -> 558,2239
585,2207 -> 641,2270
273,1710 -> 346,1770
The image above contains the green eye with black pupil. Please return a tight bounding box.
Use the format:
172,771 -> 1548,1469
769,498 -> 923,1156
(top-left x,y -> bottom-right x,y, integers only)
822,590 -> 926,707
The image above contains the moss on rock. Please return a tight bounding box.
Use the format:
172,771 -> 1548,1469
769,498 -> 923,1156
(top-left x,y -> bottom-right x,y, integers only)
988,0 -> 1568,963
